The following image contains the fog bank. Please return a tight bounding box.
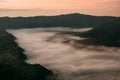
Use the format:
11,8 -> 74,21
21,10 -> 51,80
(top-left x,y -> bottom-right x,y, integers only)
7,28 -> 120,80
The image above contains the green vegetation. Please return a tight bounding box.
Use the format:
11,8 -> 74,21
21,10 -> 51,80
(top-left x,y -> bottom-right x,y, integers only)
0,13 -> 117,29
0,29 -> 54,80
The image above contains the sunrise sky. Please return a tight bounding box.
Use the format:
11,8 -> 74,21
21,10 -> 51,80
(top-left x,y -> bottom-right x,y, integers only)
0,0 -> 120,17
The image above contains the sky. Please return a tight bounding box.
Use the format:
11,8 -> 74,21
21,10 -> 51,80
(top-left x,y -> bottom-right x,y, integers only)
0,0 -> 120,17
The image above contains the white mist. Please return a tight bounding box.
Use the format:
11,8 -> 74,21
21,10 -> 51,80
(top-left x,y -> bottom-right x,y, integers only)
7,28 -> 120,80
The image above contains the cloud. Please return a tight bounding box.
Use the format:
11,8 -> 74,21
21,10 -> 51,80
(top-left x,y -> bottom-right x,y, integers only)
7,28 -> 120,80
0,8 -> 40,12
0,0 -> 7,2
0,8 -> 68,12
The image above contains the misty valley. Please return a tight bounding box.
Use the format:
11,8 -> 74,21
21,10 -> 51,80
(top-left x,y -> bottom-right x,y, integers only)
0,14 -> 120,80
7,27 -> 120,80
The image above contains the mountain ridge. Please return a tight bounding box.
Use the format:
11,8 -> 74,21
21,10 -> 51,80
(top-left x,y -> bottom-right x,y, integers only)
0,13 -> 117,29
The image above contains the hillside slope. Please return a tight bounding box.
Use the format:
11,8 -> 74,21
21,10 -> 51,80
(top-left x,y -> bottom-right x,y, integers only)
81,18 -> 120,47
0,29 -> 54,80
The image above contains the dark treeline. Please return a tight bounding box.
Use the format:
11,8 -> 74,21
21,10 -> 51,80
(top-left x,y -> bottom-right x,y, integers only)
0,13 -> 117,29
80,17 -> 120,47
0,29 -> 54,80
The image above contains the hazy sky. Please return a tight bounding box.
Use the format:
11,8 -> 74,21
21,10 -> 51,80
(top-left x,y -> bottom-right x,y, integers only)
0,0 -> 120,16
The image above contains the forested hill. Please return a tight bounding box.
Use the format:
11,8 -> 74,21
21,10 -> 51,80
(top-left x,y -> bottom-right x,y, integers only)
80,17 -> 120,47
0,29 -> 54,80
0,13 -> 117,29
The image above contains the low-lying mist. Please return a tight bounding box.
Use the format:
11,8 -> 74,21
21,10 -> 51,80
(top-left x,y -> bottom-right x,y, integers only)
7,28 -> 120,80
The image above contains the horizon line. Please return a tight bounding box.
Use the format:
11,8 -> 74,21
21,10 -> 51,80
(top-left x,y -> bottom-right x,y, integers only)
0,12 -> 119,18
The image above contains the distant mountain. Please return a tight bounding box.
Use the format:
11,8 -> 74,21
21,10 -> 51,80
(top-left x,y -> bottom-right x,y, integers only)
0,13 -> 117,29
81,18 -> 120,47
0,29 -> 54,80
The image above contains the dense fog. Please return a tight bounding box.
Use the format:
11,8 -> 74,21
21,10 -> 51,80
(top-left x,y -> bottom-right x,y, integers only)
7,28 -> 120,80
